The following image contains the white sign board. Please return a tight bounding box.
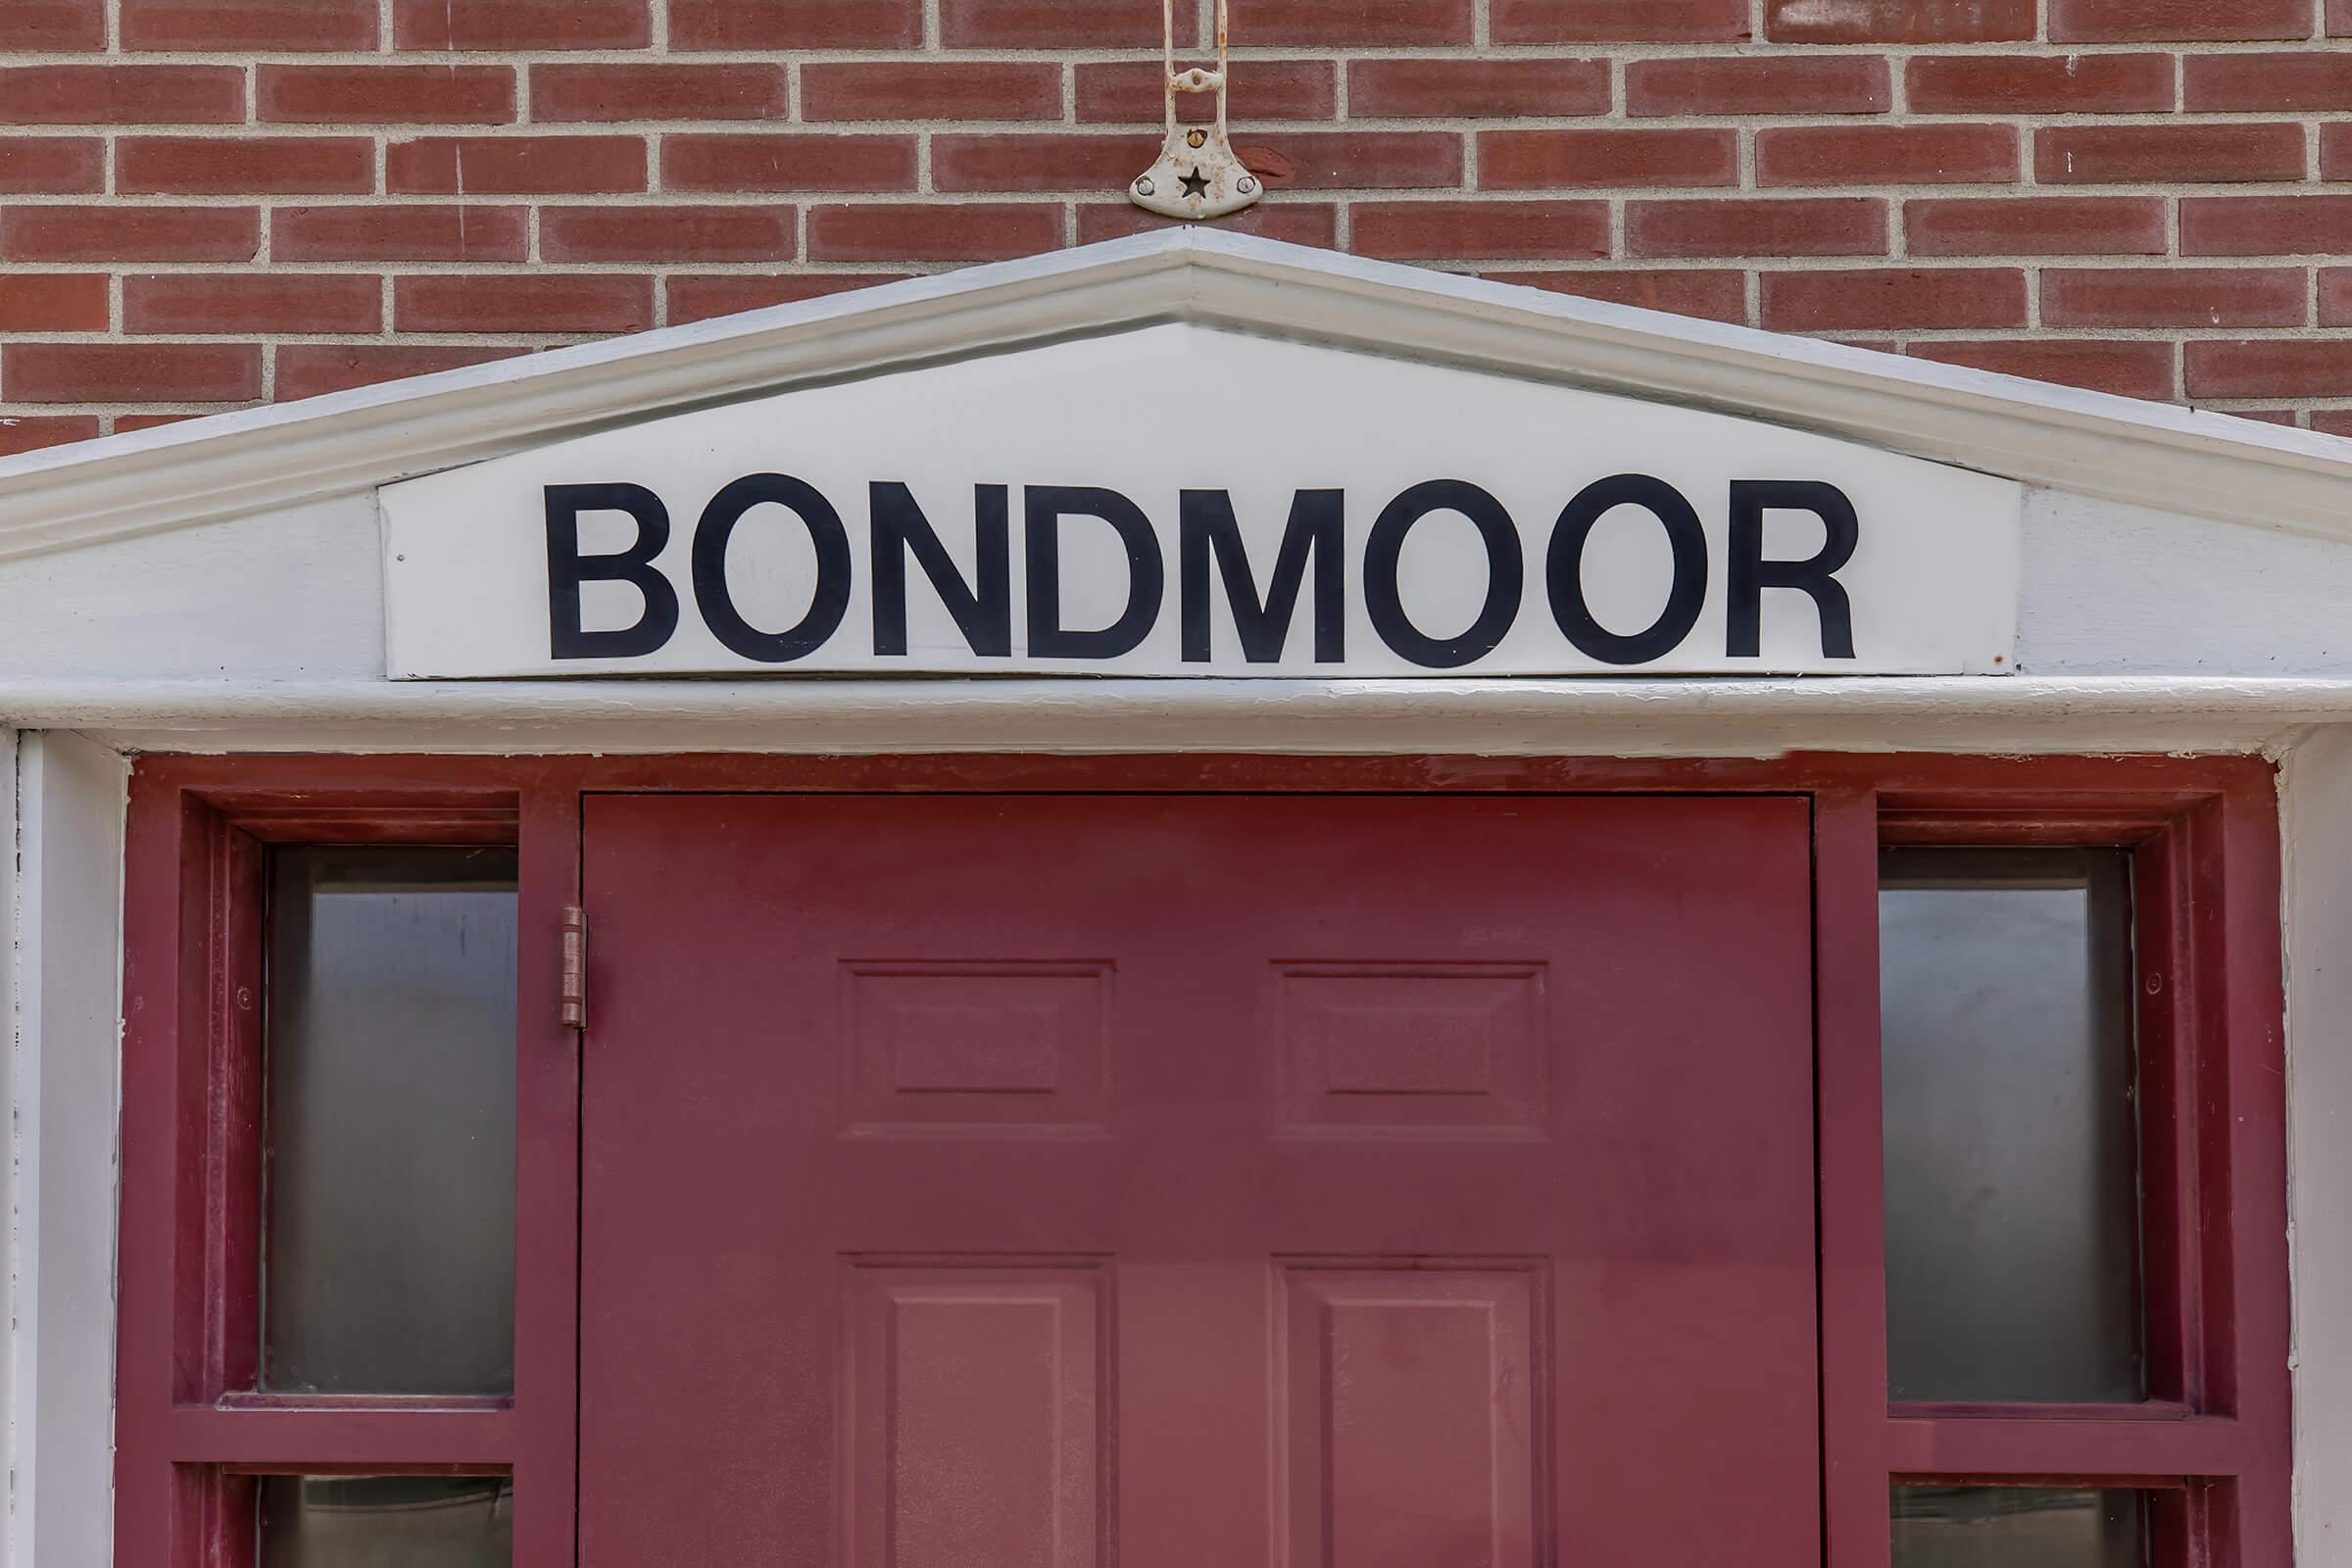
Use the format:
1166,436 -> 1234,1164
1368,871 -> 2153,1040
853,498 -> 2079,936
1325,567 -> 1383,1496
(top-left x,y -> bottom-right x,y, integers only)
381,325 -> 2021,679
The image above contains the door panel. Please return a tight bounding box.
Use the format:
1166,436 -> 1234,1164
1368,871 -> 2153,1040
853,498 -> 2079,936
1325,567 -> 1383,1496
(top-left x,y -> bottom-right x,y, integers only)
580,794 -> 1820,1565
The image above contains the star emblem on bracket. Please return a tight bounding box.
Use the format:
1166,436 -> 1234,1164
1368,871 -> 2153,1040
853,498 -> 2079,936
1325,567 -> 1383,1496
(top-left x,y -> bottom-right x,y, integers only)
1179,167 -> 1211,200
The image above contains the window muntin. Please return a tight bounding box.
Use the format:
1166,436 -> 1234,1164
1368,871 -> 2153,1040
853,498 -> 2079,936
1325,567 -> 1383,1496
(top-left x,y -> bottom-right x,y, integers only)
1879,849 -> 2143,1404
263,846 -> 519,1396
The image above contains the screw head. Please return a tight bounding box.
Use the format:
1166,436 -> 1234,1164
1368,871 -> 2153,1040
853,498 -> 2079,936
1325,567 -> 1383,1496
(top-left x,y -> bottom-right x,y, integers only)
1187,128 -> 1208,149
1237,175 -> 1257,194
1134,176 -> 1155,196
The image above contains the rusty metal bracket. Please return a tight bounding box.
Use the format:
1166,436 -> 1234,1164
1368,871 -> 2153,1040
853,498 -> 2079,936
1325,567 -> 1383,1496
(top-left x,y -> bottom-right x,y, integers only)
1130,0 -> 1262,221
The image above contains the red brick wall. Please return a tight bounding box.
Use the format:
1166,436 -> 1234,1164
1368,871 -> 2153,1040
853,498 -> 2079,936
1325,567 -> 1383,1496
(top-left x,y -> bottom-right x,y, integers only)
5,0 -> 2352,454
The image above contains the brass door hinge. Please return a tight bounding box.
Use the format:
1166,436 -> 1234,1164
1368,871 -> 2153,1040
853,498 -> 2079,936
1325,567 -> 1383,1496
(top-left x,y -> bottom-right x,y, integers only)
561,905 -> 588,1031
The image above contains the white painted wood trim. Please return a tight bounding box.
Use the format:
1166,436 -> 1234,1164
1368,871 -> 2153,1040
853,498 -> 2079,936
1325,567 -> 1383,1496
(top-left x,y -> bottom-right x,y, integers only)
9,734 -> 127,1568
0,674 -> 2344,758
0,231 -> 2350,561
2284,734 -> 2351,1568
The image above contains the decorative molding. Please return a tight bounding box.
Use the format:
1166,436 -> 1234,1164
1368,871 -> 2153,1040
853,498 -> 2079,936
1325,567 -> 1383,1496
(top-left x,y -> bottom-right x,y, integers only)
0,231 -> 2348,562
5,674 -> 2343,758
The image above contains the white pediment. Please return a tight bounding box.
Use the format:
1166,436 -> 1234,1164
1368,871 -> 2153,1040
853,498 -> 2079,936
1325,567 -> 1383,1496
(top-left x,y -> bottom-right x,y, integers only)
5,230 -> 2352,566
380,323 -> 2020,679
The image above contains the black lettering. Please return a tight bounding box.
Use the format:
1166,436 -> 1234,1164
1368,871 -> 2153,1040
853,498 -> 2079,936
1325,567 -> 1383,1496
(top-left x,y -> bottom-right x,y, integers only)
1178,489 -> 1344,663
1728,479 -> 1858,659
544,482 -> 681,661
690,473 -> 853,663
1024,485 -> 1164,661
1362,479 -> 1523,669
870,482 -> 1011,658
1545,473 -> 1709,666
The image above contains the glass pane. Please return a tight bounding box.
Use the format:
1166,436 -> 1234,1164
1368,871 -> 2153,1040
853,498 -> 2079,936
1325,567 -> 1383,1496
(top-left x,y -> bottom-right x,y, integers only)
1892,1486 -> 2148,1567
264,847 -> 518,1396
259,1476 -> 512,1566
1879,849 -> 2143,1404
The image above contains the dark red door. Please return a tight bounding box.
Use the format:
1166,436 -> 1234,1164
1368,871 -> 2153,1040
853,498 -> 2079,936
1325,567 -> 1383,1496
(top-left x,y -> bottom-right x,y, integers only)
580,794 -> 1819,1566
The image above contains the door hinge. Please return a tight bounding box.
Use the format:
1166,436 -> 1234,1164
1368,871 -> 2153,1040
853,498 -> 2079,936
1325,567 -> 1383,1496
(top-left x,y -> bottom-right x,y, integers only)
561,905 -> 588,1032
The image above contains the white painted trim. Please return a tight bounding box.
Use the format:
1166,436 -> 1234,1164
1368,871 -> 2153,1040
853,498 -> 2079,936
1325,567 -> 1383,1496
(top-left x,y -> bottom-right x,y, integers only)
1,231 -> 2351,562
7,734 -> 126,1567
2284,733 -> 2352,1568
0,674 -> 2344,757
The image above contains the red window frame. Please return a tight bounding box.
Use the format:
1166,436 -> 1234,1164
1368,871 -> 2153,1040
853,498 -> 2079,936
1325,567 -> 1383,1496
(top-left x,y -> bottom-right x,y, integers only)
114,753 -> 2289,1567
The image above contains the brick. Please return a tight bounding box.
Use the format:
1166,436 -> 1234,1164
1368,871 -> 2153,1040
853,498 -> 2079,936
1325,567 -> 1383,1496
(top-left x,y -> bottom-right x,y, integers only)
1768,0 -> 2031,40
2037,123 -> 2306,184
2317,269 -> 2352,325
2044,267 -> 2307,327
395,274 -> 653,333
1351,200 -> 1609,260
2186,54 -> 2352,111
117,136 -> 376,196
2051,0 -> 2311,39
4,343 -> 261,404
1627,58 -> 1890,117
1078,61 -> 1338,123
0,67 -> 245,126
1907,339 -> 2176,399
389,136 -> 648,195
1249,131 -> 1466,190
1348,59 -> 1608,119
258,66 -> 515,126
2,206 -> 259,263
0,0 -> 104,49
0,416 -> 100,457
808,203 -> 1064,262
393,0 -> 651,49
1485,268 -> 1747,323
1905,196 -> 2167,256
1760,268 -> 2027,330
672,0 -> 922,48
2186,341 -> 2352,398
124,273 -> 381,334
1243,0 -> 1475,45
2182,196 -> 2352,255
1483,128 -> 1738,189
802,63 -> 1063,122
664,134 -> 916,193
113,414 -> 204,432
122,0 -> 376,50
0,138 -> 106,195
1756,124 -> 2018,186
1627,198 -> 1886,258
943,0 -> 1165,46
275,344 -> 528,402
1907,53 -> 2175,113
1493,0 -> 1749,41
1074,201 -> 1342,247
2320,124 -> 2352,179
0,274 -> 110,332
273,205 -> 528,263
933,134 -> 1156,193
2335,0 -> 2352,33
667,273 -> 915,324
541,204 -> 797,263
531,64 -> 789,122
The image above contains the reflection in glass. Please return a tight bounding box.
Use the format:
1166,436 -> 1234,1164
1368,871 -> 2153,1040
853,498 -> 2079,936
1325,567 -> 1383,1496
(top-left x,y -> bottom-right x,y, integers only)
264,847 -> 518,1396
1892,1486 -> 2147,1567
1879,849 -> 2143,1404
260,1475 -> 512,1566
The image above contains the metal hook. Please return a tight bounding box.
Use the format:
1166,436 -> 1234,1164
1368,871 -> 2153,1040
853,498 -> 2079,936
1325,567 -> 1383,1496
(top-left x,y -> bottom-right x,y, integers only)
1130,0 -> 1262,220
